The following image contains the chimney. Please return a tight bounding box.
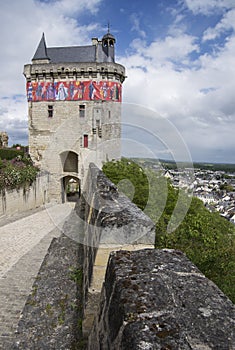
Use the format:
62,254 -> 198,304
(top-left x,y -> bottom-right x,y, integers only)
92,37 -> 98,46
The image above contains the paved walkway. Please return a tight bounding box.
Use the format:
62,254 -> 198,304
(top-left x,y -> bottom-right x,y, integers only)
0,203 -> 75,349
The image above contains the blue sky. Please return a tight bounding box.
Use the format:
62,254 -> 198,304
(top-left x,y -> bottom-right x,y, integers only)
0,0 -> 235,163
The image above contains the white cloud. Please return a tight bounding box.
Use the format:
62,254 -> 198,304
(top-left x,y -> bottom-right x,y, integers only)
130,13 -> 146,39
0,0 -> 234,162
126,32 -> 199,69
43,0 -> 102,16
184,0 -> 235,15
0,0 -> 103,97
0,96 -> 28,145
146,34 -> 199,63
203,8 -> 235,41
0,0 -> 103,145
121,17 -> 235,162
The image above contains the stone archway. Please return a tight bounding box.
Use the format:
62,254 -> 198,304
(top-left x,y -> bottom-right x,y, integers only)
60,151 -> 78,173
62,176 -> 80,202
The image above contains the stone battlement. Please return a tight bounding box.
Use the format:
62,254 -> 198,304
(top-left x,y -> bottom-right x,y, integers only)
24,62 -> 126,83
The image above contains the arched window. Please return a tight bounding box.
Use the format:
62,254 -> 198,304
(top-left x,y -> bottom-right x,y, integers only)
60,151 -> 78,172
103,40 -> 108,47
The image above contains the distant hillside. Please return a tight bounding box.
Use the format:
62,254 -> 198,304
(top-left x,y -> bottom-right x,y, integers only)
131,157 -> 235,173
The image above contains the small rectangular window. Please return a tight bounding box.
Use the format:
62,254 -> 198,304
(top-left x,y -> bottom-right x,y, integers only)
79,104 -> 85,118
83,134 -> 88,148
48,105 -> 53,118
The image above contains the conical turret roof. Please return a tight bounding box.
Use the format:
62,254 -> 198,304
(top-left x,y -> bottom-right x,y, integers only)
32,33 -> 49,61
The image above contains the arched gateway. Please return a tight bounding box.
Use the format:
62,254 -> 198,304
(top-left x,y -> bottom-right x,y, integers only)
61,176 -> 80,203
24,31 -> 126,202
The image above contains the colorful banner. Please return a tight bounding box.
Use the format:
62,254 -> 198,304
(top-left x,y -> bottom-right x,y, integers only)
26,80 -> 122,102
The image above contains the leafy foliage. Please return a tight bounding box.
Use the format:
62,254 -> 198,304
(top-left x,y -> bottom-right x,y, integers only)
0,155 -> 39,191
103,158 -> 235,303
156,196 -> 235,302
103,157 -> 149,210
0,148 -> 24,160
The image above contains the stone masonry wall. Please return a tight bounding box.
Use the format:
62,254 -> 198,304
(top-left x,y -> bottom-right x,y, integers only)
12,163 -> 155,348
0,171 -> 49,218
88,249 -> 235,349
29,100 -> 122,201
10,164 -> 235,349
77,163 -> 156,299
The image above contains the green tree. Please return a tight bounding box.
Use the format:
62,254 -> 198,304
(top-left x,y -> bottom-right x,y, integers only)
103,158 -> 235,303
103,158 -> 149,210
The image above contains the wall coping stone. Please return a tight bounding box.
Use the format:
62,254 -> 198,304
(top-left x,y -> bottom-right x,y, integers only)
89,248 -> 235,349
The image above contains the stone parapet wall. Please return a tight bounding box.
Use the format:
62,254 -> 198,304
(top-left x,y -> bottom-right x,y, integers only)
79,163 -> 155,245
0,171 -> 49,218
11,163 -> 155,348
75,162 -> 155,302
88,249 -> 235,349
10,165 -> 235,349
24,62 -> 126,83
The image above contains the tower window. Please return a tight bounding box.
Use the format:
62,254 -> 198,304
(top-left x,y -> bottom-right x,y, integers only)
48,105 -> 53,118
83,134 -> 88,148
79,104 -> 85,118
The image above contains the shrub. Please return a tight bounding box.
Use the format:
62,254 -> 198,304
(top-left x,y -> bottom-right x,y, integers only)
0,148 -> 24,161
0,156 -> 39,191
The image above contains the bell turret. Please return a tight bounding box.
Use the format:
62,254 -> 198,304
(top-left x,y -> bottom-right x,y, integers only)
102,29 -> 116,62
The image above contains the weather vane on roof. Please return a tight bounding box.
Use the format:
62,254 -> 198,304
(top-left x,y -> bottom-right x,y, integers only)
107,21 -> 111,33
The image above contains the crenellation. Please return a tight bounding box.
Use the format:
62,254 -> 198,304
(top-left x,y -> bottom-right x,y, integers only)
25,62 -> 125,83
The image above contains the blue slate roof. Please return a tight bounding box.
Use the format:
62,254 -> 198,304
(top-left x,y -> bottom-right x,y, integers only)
32,33 -> 115,63
47,46 -> 96,63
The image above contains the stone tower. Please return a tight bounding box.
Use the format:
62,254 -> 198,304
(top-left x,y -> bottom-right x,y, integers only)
24,32 -> 126,202
0,132 -> 8,148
